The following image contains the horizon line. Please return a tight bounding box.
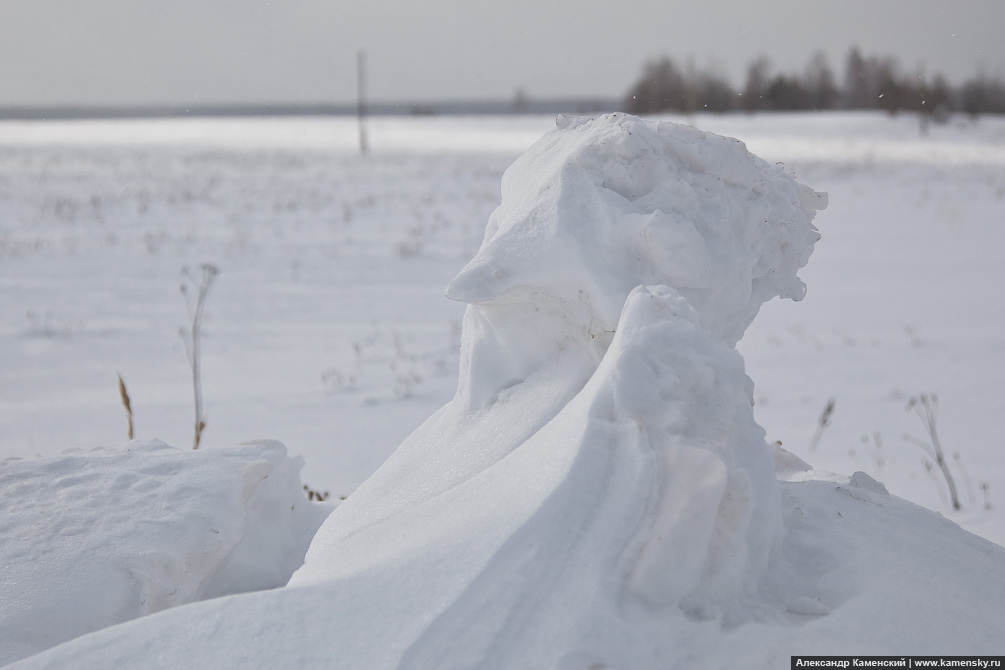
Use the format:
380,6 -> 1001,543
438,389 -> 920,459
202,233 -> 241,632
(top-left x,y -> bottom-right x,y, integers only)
0,96 -> 626,121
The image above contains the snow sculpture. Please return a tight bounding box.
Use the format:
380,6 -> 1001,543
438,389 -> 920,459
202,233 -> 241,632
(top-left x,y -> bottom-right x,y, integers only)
298,114 -> 825,626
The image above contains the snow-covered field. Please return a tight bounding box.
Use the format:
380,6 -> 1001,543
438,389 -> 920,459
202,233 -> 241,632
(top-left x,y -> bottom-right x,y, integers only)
3,111 -> 1003,539
2,111 -> 1004,665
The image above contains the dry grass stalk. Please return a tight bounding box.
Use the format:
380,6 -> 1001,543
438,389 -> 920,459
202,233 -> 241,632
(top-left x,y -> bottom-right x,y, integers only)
953,451 -> 977,507
303,484 -> 331,502
181,264 -> 219,450
117,372 -> 134,440
904,393 -> 960,511
808,397 -> 835,451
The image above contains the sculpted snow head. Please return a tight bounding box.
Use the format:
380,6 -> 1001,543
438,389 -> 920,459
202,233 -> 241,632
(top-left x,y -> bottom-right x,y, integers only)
447,113 -> 825,351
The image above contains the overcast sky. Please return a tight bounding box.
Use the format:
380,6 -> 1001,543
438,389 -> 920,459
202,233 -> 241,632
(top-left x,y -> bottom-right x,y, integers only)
1,0 -> 1003,107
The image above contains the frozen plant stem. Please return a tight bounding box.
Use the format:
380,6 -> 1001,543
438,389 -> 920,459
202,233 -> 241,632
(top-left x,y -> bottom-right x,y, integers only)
953,452 -> 977,506
808,397 -> 835,451
181,264 -> 219,450
117,372 -> 134,440
905,393 -> 960,511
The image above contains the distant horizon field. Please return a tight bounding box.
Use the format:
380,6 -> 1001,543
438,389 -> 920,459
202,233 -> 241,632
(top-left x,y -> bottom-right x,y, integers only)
0,96 -> 625,122
2,110 -> 1004,546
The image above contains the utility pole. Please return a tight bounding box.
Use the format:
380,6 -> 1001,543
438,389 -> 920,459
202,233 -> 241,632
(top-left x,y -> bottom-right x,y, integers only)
357,49 -> 369,155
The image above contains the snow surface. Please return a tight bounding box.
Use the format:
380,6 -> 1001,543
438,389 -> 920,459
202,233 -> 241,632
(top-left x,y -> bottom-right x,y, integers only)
0,440 -> 330,665
3,112 -> 1003,544
298,115 -> 824,624
2,112 -> 1005,666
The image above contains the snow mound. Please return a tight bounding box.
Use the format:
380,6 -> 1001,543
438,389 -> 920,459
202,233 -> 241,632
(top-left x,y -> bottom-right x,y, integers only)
287,114 -> 823,656
303,113 -> 823,569
290,281 -> 788,665
0,440 -> 329,666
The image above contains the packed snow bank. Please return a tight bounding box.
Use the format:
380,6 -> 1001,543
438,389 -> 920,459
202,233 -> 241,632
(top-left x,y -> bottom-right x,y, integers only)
9,466 -> 1005,669
0,440 -> 329,666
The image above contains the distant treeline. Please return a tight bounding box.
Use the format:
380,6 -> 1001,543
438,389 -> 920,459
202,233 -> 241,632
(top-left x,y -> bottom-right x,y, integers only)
626,47 -> 1005,117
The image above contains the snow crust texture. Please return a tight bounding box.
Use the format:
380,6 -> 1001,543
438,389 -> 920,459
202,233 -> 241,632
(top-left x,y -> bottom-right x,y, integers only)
0,440 -> 328,666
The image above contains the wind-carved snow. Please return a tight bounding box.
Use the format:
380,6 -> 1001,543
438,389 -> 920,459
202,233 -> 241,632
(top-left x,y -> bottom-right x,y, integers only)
7,114 -> 1005,669
299,114 -> 825,634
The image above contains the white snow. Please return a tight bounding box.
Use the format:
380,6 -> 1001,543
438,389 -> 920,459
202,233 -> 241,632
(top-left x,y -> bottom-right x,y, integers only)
298,115 -> 824,631
0,439 -> 329,666
1,111 -> 1004,667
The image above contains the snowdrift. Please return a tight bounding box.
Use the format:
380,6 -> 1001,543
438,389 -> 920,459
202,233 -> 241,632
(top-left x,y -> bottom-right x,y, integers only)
297,114 -> 824,622
0,440 -> 330,666
5,114 -> 1004,668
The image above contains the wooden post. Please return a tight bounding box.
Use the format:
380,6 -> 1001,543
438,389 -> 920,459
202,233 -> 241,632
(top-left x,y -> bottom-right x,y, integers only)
357,49 -> 369,155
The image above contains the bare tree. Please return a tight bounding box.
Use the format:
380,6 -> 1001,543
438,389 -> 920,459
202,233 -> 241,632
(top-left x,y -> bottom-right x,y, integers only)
843,46 -> 875,108
624,46 -> 1000,117
742,56 -> 772,111
764,74 -> 811,110
804,52 -> 838,110
625,57 -> 687,114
